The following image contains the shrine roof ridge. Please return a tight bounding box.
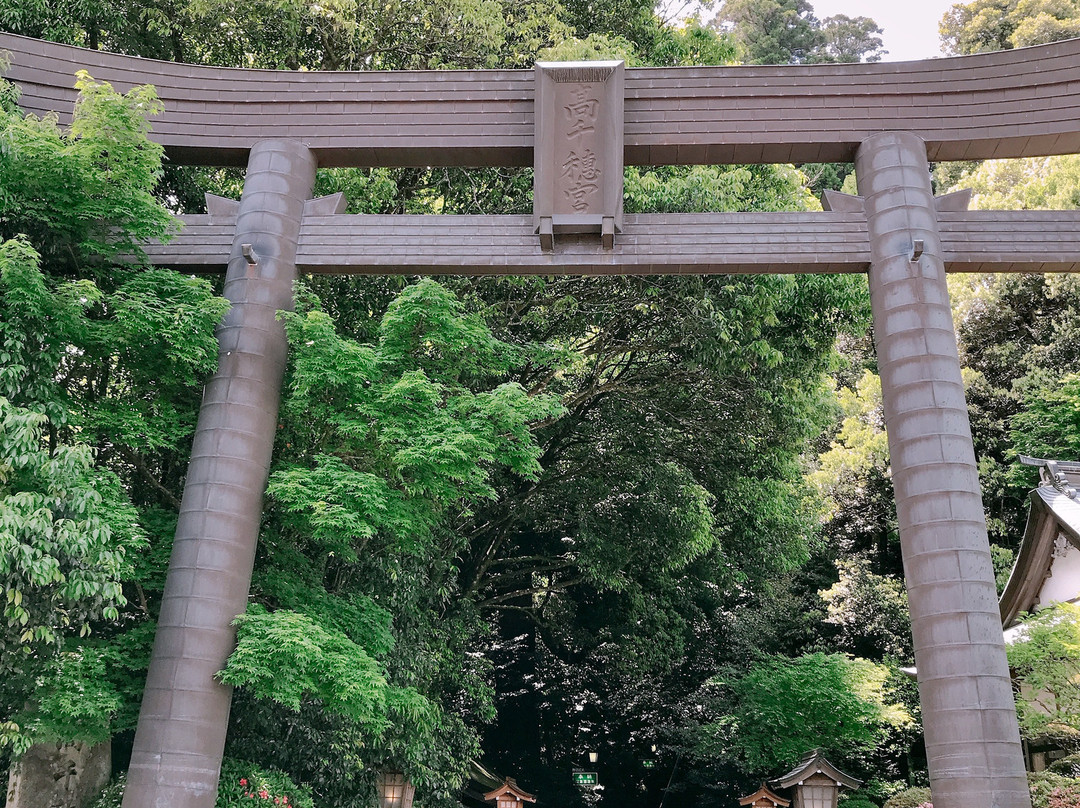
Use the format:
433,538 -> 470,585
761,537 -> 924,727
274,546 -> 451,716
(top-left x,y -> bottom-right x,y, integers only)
5,32 -> 1080,167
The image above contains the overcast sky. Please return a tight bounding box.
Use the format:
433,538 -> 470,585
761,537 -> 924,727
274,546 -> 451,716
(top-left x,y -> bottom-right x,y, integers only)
805,0 -> 959,61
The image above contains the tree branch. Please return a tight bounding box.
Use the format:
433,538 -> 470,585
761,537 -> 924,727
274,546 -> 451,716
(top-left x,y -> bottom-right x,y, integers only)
123,449 -> 182,510
476,576 -> 585,608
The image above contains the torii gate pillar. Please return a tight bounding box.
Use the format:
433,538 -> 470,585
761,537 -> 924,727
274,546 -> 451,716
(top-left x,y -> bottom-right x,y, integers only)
856,132 -> 1031,808
122,139 -> 316,808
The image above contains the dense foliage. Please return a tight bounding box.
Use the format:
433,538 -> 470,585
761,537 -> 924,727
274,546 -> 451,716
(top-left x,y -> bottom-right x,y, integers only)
1007,604 -> 1080,750
0,72 -> 222,762
5,1 -> 1080,807
692,653 -> 911,775
939,0 -> 1080,54
89,760 -> 316,808
714,0 -> 885,64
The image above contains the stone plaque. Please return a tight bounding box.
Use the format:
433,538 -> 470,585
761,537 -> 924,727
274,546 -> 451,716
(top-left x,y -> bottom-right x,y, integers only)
534,60 -> 624,248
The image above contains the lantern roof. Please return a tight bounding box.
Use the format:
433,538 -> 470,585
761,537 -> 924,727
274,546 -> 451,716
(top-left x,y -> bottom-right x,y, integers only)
770,750 -> 862,791
739,784 -> 791,807
483,778 -> 537,804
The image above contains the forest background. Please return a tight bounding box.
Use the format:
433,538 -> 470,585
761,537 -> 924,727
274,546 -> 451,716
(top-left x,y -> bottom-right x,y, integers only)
3,0 -> 1080,807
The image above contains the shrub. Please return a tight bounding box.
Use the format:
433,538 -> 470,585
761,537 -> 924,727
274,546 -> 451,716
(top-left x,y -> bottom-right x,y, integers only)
1029,770 -> 1080,808
860,779 -> 915,807
213,759 -> 315,808
882,788 -> 932,808
88,776 -> 125,808
839,774 -> 1080,808
839,798 -> 879,808
87,760 -> 315,808
1049,754 -> 1080,778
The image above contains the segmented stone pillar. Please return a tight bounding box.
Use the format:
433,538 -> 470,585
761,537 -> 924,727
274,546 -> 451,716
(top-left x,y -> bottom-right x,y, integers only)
123,140 -> 316,808
855,132 -> 1030,808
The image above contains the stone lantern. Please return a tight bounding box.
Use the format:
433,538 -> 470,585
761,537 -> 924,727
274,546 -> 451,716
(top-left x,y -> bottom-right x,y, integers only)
484,777 -> 537,808
739,784 -> 790,808
769,750 -> 861,808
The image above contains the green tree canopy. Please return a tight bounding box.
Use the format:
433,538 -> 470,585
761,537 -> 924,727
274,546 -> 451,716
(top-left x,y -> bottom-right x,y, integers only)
714,0 -> 882,64
816,14 -> 885,63
715,0 -> 823,64
940,0 -> 1080,54
1007,603 -> 1080,751
0,71 -> 226,769
691,653 -> 911,777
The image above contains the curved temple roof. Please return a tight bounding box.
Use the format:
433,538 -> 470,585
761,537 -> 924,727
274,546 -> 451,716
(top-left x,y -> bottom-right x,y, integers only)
1000,458 -> 1080,628
771,749 -> 862,791
3,32 -> 1080,167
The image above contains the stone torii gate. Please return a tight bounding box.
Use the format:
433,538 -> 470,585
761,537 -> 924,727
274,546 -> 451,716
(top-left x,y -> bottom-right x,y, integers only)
6,31 -> 1080,808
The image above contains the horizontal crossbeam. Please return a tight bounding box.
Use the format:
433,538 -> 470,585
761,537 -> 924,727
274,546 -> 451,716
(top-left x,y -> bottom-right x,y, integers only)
4,32 -> 1080,167
143,210 -> 1080,275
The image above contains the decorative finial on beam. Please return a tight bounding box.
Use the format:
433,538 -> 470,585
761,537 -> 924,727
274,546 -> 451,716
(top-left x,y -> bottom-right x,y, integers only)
935,189 -> 972,212
303,192 -> 348,216
205,193 -> 240,223
820,189 -> 864,213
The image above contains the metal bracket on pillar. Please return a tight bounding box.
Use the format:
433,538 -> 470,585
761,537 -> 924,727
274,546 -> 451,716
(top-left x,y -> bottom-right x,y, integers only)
241,243 -> 260,265
909,239 -> 924,262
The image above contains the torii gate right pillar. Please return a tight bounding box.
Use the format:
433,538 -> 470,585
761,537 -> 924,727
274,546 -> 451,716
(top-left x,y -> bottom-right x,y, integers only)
856,131 -> 1030,808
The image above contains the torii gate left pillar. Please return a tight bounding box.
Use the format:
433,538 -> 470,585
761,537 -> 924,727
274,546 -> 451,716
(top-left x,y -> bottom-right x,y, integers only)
123,139 -> 316,808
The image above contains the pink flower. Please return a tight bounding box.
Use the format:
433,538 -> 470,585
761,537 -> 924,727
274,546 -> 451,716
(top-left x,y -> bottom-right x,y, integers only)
240,779 -> 249,786
259,790 -> 270,799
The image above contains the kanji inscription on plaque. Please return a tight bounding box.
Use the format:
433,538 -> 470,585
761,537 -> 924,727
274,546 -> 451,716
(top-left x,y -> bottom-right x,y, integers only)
534,60 -> 624,249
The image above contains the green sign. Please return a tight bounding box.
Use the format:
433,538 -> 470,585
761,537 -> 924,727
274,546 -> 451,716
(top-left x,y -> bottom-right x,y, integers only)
642,759 -> 656,769
573,772 -> 599,786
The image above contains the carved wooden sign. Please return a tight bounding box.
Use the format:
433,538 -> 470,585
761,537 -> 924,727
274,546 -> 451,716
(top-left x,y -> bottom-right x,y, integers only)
533,60 -> 624,249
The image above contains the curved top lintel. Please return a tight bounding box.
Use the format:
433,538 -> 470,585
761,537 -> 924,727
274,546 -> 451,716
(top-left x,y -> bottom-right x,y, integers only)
3,32 -> 1080,168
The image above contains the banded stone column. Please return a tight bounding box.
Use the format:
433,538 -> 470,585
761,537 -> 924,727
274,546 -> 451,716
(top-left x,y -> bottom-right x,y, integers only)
123,140 -> 316,808
855,132 -> 1030,808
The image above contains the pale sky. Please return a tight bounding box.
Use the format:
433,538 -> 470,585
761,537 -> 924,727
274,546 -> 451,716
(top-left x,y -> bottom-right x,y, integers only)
806,0 -> 959,62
